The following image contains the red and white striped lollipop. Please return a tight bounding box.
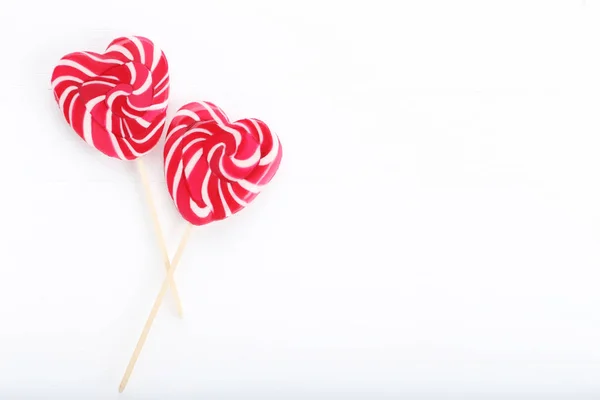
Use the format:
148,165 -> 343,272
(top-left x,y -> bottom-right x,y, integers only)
119,102 -> 282,391
164,101 -> 283,225
50,36 -> 184,330
51,36 -> 169,159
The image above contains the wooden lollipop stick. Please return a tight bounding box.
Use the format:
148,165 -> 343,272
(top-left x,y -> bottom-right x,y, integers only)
136,158 -> 184,317
119,223 -> 193,393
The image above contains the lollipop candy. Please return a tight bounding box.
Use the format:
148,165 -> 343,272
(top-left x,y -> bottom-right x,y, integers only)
51,36 -> 169,159
119,101 -> 283,391
164,101 -> 282,225
51,36 -> 183,313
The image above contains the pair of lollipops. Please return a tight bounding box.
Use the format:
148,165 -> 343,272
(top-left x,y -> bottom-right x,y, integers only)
51,36 -> 282,392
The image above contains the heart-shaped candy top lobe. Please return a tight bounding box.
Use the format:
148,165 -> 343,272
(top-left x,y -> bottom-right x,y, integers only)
164,102 -> 282,226
51,36 -> 170,160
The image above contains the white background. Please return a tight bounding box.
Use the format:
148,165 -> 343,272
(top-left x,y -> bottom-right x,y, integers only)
1,0 -> 600,398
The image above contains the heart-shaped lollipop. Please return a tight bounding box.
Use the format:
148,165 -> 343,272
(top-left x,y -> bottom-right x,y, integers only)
51,36 -> 169,159
164,101 -> 283,225
51,37 -> 186,366
120,102 -> 283,391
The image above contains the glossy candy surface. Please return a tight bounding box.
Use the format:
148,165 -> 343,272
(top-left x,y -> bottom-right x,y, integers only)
164,102 -> 282,226
51,36 -> 170,160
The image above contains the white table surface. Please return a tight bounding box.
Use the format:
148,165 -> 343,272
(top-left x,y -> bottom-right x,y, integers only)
1,0 -> 600,398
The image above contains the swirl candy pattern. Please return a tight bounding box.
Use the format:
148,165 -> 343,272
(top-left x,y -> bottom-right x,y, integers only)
164,102 -> 282,226
51,36 -> 169,160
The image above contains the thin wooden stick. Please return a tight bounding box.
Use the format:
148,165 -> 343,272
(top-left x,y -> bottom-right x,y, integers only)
136,158 -> 184,317
119,223 -> 194,393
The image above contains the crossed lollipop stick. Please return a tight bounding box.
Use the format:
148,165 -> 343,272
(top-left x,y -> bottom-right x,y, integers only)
119,159 -> 193,392
119,223 -> 192,392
